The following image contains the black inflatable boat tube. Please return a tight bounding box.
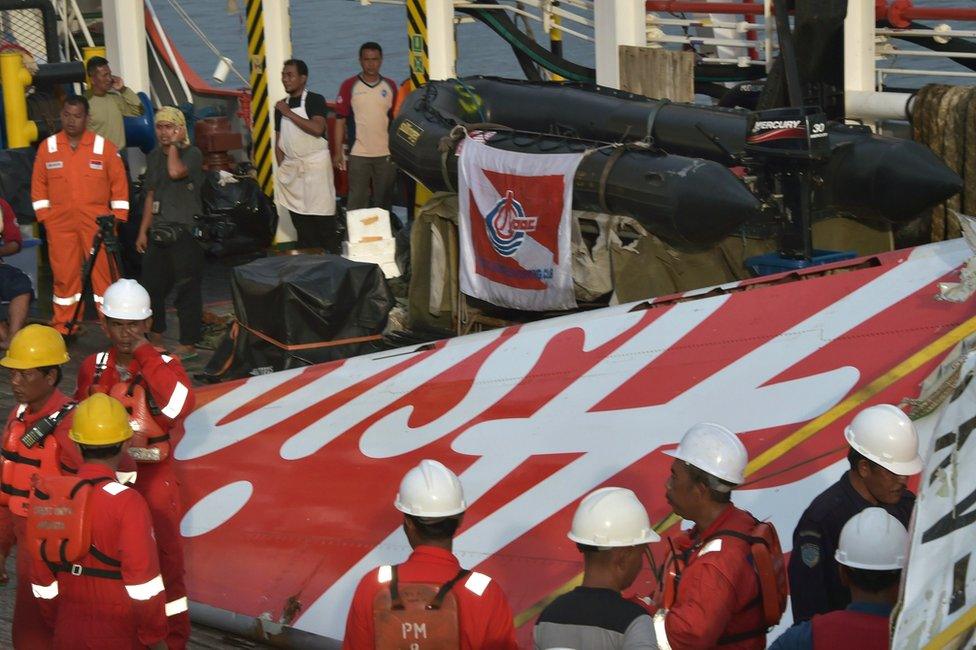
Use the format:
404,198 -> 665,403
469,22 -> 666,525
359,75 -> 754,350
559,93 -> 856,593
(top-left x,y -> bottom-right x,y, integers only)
458,77 -> 962,221
391,87 -> 762,250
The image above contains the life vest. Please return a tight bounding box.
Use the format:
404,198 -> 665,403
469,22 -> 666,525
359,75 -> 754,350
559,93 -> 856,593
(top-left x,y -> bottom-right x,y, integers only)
372,564 -> 470,650
91,352 -> 170,463
0,402 -> 77,516
656,519 -> 788,640
26,474 -> 123,580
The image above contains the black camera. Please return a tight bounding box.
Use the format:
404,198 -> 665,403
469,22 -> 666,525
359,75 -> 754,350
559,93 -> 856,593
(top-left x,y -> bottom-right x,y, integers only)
96,214 -> 121,252
192,213 -> 236,243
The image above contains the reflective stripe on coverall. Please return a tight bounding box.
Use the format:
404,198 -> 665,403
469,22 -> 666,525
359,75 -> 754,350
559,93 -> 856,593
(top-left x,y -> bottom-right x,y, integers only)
75,344 -> 194,649
653,504 -> 766,650
29,464 -> 168,649
343,545 -> 519,650
3,391 -> 81,649
30,131 -> 128,333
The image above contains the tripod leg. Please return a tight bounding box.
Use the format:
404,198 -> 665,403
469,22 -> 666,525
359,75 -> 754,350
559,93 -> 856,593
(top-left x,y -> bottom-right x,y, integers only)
64,232 -> 103,339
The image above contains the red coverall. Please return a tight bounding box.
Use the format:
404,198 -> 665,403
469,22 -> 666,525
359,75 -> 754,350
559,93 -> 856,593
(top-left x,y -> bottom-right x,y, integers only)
2,390 -> 82,649
30,130 -> 128,334
29,463 -> 169,649
343,545 -> 519,650
76,343 -> 195,649
654,504 -> 767,650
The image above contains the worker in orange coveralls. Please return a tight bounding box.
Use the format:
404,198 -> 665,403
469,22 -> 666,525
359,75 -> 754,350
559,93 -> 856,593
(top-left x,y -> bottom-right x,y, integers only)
0,324 -> 81,649
28,393 -> 167,649
30,95 -> 128,335
75,278 -> 194,649
343,459 -> 518,649
651,423 -> 782,649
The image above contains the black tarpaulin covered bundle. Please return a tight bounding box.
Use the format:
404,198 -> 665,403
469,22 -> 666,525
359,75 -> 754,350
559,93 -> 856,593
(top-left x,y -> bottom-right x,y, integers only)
203,254 -> 393,381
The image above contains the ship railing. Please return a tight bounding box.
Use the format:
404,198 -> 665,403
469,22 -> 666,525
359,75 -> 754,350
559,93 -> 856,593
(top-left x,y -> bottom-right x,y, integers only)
456,0 -> 596,42
48,0 -> 94,65
644,0 -> 774,71
357,0 -> 597,43
847,1 -> 976,126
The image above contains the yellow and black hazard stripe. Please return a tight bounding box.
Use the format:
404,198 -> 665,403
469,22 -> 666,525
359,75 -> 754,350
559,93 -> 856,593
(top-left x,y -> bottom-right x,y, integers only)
246,0 -> 273,196
406,0 -> 430,90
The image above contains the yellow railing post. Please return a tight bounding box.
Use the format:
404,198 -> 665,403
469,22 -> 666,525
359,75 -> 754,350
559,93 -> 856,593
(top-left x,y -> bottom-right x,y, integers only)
0,52 -> 38,148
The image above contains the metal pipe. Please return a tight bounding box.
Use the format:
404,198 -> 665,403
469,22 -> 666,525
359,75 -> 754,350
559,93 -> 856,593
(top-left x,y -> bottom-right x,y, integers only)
879,66 -> 976,78
144,0 -> 192,103
646,1 -> 768,16
68,0 -> 95,47
645,34 -> 762,48
887,0 -> 976,29
647,16 -> 767,31
876,28 -> 976,39
845,90 -> 914,122
883,48 -> 976,60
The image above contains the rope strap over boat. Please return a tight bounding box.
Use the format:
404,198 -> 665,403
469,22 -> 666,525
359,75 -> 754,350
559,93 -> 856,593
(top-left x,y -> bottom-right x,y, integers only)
644,99 -> 671,147
234,321 -> 383,351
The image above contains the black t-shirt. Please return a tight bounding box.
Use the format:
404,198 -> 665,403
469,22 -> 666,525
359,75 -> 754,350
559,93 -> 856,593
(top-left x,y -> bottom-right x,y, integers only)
535,586 -> 655,649
274,90 -> 328,137
145,146 -> 204,226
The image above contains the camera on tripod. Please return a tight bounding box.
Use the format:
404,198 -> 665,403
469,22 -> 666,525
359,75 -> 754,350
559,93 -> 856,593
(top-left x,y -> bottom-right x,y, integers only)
192,213 -> 236,244
96,214 -> 121,254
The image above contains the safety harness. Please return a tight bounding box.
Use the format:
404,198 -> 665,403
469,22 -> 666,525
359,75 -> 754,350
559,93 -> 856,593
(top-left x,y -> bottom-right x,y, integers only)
91,352 -> 170,462
373,565 -> 471,649
29,476 -> 123,580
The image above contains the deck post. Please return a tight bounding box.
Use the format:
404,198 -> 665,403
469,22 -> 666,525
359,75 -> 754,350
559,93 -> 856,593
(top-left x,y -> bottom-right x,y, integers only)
426,0 -> 457,80
102,0 -> 150,94
594,0 -> 646,88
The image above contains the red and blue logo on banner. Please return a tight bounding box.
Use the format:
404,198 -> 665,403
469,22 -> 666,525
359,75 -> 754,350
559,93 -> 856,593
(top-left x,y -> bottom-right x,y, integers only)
459,138 -> 583,310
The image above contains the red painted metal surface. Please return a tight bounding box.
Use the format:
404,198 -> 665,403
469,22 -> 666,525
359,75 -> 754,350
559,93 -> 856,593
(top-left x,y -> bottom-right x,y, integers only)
886,0 -> 976,29
174,240 -> 976,646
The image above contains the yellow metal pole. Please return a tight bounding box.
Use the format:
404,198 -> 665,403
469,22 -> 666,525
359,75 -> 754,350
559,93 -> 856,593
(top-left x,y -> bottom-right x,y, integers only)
406,0 -> 430,90
82,45 -> 107,87
0,52 -> 38,148
405,0 -> 434,208
549,3 -> 564,81
245,0 -> 274,196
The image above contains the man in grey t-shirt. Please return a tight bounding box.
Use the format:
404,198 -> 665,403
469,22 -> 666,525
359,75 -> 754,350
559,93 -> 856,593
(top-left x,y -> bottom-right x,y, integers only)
535,488 -> 659,650
136,106 -> 205,360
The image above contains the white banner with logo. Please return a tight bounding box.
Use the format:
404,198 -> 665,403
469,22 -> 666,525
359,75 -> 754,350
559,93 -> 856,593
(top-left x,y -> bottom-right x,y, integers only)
458,136 -> 583,311
892,337 -> 976,648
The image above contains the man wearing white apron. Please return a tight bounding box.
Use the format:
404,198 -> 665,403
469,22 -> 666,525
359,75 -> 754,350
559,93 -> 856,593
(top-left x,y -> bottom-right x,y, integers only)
274,59 -> 338,252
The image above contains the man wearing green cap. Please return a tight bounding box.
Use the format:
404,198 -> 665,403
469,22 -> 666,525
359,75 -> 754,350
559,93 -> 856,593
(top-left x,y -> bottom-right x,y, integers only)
136,106 -> 205,360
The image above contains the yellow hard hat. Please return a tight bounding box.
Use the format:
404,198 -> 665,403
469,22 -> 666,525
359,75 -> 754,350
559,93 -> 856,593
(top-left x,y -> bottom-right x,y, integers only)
0,324 -> 70,369
69,394 -> 133,446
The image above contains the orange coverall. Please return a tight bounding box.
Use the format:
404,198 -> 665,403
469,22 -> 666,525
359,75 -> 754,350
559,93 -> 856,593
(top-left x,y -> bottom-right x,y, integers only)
30,130 -> 128,334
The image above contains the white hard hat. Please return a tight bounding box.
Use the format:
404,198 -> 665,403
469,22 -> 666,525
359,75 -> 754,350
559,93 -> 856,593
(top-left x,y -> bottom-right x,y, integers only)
394,459 -> 466,518
567,487 -> 660,547
844,404 -> 923,476
665,423 -> 748,487
100,279 -> 153,320
835,507 -> 909,570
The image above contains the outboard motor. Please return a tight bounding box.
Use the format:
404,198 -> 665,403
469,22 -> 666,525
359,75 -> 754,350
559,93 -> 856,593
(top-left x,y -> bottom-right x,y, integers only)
745,106 -> 832,263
